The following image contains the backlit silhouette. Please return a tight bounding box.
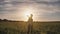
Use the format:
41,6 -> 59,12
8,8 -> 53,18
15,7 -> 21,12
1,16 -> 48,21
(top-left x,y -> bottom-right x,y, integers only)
28,14 -> 33,23
27,14 -> 33,34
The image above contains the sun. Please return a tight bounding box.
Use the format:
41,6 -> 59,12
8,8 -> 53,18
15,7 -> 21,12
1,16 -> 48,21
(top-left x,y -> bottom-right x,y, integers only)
24,11 -> 32,20
23,8 -> 33,21
25,11 -> 31,17
18,6 -> 36,21
24,7 -> 33,17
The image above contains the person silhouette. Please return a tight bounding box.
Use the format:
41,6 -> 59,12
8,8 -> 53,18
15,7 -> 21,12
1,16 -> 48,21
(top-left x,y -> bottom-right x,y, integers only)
28,14 -> 33,23
27,14 -> 33,34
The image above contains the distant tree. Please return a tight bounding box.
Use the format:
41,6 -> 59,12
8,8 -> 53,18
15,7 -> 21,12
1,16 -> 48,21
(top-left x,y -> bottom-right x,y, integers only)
0,19 -> 2,21
3,19 -> 8,21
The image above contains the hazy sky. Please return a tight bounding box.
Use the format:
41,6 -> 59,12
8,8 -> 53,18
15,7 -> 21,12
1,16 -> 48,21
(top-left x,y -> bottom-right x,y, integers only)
0,0 -> 60,21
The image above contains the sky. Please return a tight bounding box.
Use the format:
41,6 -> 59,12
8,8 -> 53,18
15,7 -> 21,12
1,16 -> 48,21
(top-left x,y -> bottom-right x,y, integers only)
0,0 -> 60,21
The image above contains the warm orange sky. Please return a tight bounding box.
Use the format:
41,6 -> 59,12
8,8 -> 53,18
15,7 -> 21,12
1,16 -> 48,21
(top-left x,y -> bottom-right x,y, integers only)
0,0 -> 60,21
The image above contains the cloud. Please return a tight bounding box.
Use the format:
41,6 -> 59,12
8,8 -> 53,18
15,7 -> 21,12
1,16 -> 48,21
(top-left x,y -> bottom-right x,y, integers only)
0,0 -> 4,2
0,0 -> 60,21
35,0 -> 58,2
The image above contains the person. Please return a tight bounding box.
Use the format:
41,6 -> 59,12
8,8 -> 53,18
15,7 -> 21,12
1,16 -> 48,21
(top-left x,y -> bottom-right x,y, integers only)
27,14 -> 33,34
28,14 -> 33,23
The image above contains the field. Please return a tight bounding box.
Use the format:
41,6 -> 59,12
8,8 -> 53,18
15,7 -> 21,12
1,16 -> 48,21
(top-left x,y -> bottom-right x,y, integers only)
0,21 -> 60,34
